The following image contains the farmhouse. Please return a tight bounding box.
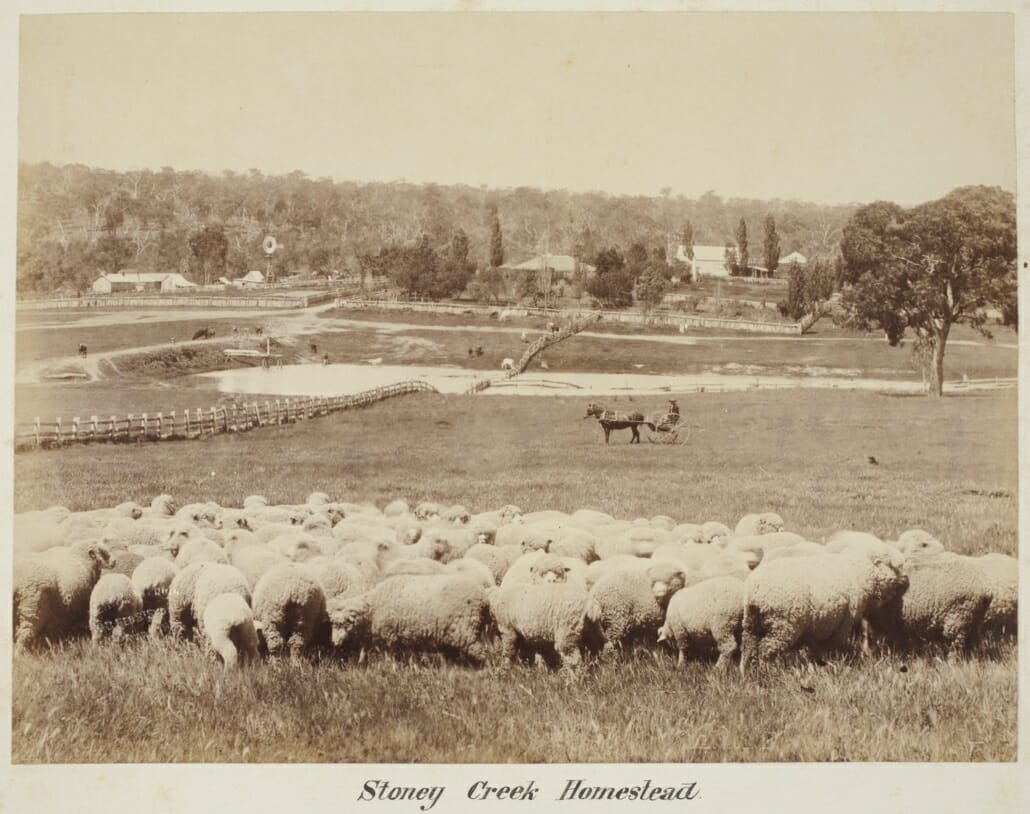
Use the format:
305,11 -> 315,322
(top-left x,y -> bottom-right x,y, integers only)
91,271 -> 198,294
499,254 -> 595,280
780,250 -> 807,266
672,244 -> 735,280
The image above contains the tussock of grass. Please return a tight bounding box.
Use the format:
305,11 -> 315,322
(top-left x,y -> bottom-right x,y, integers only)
12,638 -> 1015,763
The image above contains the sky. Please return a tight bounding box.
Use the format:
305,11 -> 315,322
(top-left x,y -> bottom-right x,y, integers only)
17,11 -> 1017,206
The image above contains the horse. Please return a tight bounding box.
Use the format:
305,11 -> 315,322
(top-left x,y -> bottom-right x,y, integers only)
584,402 -> 655,444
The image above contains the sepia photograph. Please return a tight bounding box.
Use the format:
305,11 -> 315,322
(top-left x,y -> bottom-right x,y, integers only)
3,1 -> 1023,792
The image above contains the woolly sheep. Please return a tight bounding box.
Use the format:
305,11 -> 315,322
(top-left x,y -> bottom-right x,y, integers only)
382,557 -> 447,578
725,532 -> 807,569
307,491 -> 332,507
327,574 -> 490,663
303,557 -> 372,600
501,551 -> 563,587
734,513 -> 786,537
465,544 -> 511,584
175,537 -> 229,569
89,573 -> 144,641
252,563 -> 329,657
132,556 -> 178,637
659,576 -> 745,669
13,513 -> 67,554
146,494 -> 178,517
867,552 -> 993,655
414,501 -> 442,521
383,498 -> 410,517
442,504 -> 471,525
568,508 -> 616,529
202,592 -> 261,669
242,494 -> 268,510
468,519 -> 498,546
191,564 -> 252,635
976,553 -> 1017,635
167,561 -> 214,640
488,581 -> 601,668
418,526 -> 476,563
671,523 -> 704,544
108,550 -> 146,578
740,548 -> 909,671
759,541 -> 827,565
698,521 -> 733,546
175,502 -> 221,528
13,540 -> 113,650
443,558 -> 496,588
589,560 -> 687,653
583,555 -> 651,591
896,529 -> 945,557
649,515 -> 676,531
268,532 -> 324,563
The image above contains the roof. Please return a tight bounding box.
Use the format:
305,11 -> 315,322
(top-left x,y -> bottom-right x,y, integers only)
100,271 -> 171,283
501,255 -> 594,274
240,270 -> 266,283
162,273 -> 197,287
674,244 -> 735,264
781,251 -> 808,265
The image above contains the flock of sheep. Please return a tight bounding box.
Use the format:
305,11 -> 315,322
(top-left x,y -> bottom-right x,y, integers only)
12,495 -> 1017,672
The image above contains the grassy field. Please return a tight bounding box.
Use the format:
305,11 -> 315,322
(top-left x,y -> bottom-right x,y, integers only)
14,389 -> 1017,552
10,311 -> 1019,764
12,638 -> 1015,763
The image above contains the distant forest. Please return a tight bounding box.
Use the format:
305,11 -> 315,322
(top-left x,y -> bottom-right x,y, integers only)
16,162 -> 857,294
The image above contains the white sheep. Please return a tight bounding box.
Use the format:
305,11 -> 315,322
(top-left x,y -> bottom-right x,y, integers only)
167,561 -> 214,640
202,592 -> 261,669
733,512 -> 786,537
659,576 -> 744,669
464,543 -> 511,585
866,551 -> 995,655
191,564 -> 252,635
303,557 -> 373,601
382,557 -> 446,578
174,537 -> 229,569
698,521 -> 733,546
896,529 -> 945,557
740,548 -> 909,671
13,541 -> 113,651
89,572 -> 144,642
488,581 -> 601,668
327,574 -> 490,663
131,556 -> 178,637
443,558 -> 496,589
589,559 -> 687,653
252,563 -> 329,657
977,553 -> 1017,635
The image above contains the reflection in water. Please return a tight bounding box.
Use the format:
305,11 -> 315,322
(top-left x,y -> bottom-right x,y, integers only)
197,363 -> 923,397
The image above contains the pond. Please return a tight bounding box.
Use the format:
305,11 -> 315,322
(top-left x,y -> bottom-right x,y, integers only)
196,362 -> 926,397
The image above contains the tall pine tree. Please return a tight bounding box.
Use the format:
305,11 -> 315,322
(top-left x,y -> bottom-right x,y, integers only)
763,214 -> 780,276
487,203 -> 504,268
735,218 -> 749,276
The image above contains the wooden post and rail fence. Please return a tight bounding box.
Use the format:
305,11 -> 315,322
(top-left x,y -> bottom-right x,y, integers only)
18,380 -> 438,452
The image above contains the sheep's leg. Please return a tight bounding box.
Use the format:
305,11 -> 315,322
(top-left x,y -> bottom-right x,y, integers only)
714,636 -> 738,671
262,626 -> 285,657
464,640 -> 487,666
677,646 -> 686,668
149,608 -> 167,639
553,631 -> 582,669
287,632 -> 307,660
499,628 -> 520,663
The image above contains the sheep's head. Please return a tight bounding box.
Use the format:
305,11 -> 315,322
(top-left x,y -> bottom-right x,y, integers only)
647,561 -> 687,606
217,511 -> 252,532
699,522 -> 731,546
421,532 -> 451,562
383,499 -> 410,518
521,531 -> 552,554
868,550 -> 910,608
497,505 -> 522,524
150,494 -> 177,516
243,495 -> 268,510
414,502 -> 442,522
896,529 -> 945,558
326,597 -> 371,647
470,523 -> 496,546
288,510 -> 307,526
163,524 -> 196,558
116,502 -> 144,520
307,491 -> 332,507
79,541 -> 114,570
758,513 -> 786,534
323,504 -> 347,527
443,505 -> 471,525
529,554 -> 569,584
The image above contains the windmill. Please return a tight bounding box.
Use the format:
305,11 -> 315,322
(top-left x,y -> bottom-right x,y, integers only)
263,235 -> 283,285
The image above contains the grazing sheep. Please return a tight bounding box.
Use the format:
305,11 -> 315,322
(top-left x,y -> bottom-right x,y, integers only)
13,541 -> 113,651
725,532 -> 807,569
268,532 -> 324,563
867,552 -> 994,656
659,576 -> 744,669
740,548 -> 909,671
442,504 -> 471,525
327,574 -> 490,663
175,502 -> 221,528
488,581 -> 600,668
382,557 -> 446,578
734,512 -> 786,537
468,519 -> 498,547
174,537 -> 229,569
146,494 -> 178,517
227,544 -> 287,592
568,508 -> 616,529
418,526 -> 476,563
671,523 -> 704,544
977,553 -> 1017,636
649,515 -> 676,531
414,501 -> 442,521
167,561 -> 214,640
202,593 -> 261,669
307,491 -> 332,507
303,557 -> 372,601
465,543 -> 511,585
759,541 -> 827,565
107,550 -> 146,578
589,560 -> 687,653
698,521 -> 733,546
383,498 -> 410,517
192,564 -> 252,634
242,495 -> 268,510
583,555 -> 651,591
13,512 -> 67,554
896,529 -> 945,557
131,557 -> 178,637
89,573 -> 144,641
443,558 -> 496,588
252,563 -> 329,657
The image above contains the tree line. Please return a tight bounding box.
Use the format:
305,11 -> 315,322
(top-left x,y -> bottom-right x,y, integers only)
16,162 -> 856,294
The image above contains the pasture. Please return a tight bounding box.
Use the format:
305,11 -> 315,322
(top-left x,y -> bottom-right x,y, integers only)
11,306 -> 1019,765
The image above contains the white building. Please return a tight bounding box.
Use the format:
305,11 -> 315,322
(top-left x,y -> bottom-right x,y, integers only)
92,271 -> 197,294
780,251 -> 808,267
499,254 -> 595,278
236,270 -> 266,288
672,244 -> 736,280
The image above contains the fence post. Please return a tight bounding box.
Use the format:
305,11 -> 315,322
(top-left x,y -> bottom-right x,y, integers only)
141,412 -> 149,439
90,415 -> 98,440
169,411 -> 175,437
274,400 -> 281,424
109,415 -> 117,441
72,416 -> 80,441
34,417 -> 40,447
211,407 -> 218,434
185,409 -> 191,436
285,398 -> 291,422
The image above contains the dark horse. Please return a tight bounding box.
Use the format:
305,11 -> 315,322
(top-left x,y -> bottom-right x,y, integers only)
584,402 -> 655,444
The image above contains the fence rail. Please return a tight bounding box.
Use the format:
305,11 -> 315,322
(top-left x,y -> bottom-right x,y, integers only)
334,297 -> 803,335
17,290 -> 346,311
17,380 -> 437,452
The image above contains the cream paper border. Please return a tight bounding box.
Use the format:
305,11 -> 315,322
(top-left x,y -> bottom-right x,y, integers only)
0,2 -> 1025,812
